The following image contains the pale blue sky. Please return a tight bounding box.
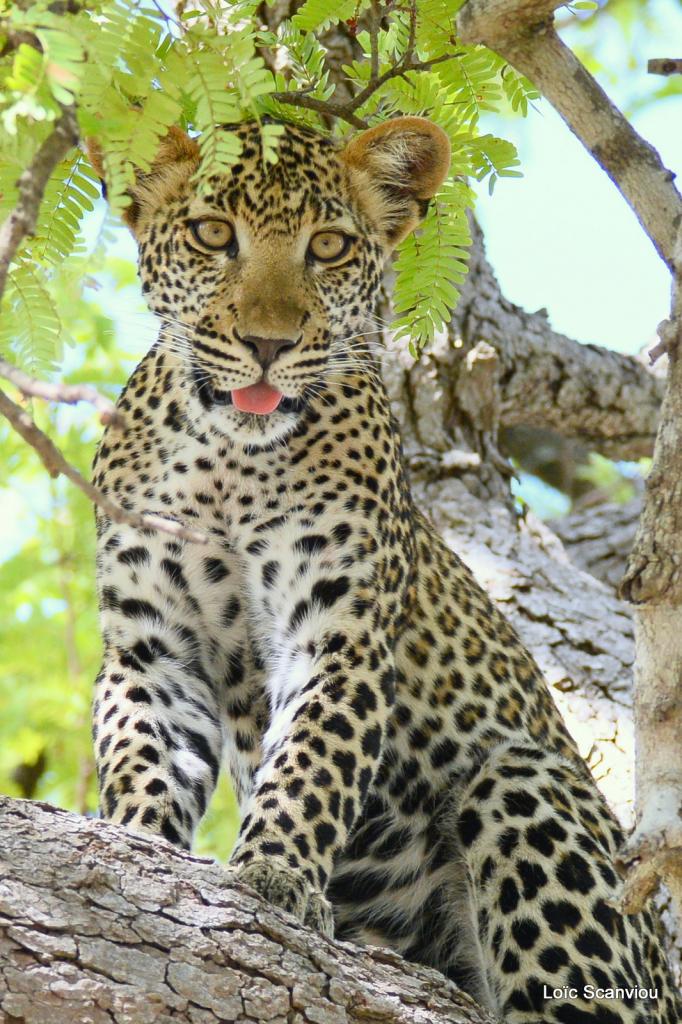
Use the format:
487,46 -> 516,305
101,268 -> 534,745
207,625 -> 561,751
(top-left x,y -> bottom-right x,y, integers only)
476,2 -> 681,355
476,1 -> 682,514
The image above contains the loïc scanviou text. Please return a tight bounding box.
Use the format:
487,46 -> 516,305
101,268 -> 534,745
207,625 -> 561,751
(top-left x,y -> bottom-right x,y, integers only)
544,986 -> 658,1001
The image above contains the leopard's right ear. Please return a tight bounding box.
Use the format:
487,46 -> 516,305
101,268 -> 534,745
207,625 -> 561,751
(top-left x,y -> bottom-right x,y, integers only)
85,127 -> 200,232
341,117 -> 451,248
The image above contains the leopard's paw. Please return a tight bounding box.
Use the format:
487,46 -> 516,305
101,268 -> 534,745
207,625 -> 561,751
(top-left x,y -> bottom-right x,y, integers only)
304,889 -> 334,938
236,859 -> 308,918
234,859 -> 334,938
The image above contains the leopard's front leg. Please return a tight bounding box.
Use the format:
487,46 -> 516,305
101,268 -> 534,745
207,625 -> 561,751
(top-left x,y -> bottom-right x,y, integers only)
230,618 -> 396,935
93,517 -> 247,848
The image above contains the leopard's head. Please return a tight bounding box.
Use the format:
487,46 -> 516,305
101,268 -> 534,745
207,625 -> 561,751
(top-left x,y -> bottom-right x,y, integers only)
89,118 -> 450,444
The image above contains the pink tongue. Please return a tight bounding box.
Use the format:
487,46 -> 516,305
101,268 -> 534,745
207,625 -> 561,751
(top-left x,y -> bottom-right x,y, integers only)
231,382 -> 283,415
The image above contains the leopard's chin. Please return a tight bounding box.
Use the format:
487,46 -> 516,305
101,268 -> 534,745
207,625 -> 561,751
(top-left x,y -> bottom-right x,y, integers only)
217,406 -> 304,447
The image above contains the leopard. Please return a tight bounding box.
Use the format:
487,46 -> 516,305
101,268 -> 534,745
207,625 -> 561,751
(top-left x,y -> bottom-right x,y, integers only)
88,117 -> 681,1023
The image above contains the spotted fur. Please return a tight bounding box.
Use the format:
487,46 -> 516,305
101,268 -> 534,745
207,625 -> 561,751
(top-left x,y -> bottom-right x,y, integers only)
90,119 -> 681,1023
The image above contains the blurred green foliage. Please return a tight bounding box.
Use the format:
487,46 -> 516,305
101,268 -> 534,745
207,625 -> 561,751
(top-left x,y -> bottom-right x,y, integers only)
1,251 -> 119,814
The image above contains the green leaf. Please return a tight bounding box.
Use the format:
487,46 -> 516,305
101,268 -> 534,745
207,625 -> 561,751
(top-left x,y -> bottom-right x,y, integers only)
1,262 -> 63,375
292,0 -> 361,33
392,180 -> 473,351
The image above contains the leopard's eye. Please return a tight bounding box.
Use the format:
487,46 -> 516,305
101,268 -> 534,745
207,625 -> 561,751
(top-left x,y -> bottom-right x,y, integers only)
308,230 -> 352,264
188,219 -> 235,252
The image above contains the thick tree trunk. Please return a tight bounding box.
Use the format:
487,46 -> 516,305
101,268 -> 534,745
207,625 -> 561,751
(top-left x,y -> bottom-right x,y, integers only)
618,253 -> 682,920
0,797 -> 493,1024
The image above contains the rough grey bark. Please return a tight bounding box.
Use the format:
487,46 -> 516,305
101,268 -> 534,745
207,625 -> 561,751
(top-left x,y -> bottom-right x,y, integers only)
457,220 -> 664,460
0,797 -> 493,1024
617,244 -> 682,918
551,499 -> 642,590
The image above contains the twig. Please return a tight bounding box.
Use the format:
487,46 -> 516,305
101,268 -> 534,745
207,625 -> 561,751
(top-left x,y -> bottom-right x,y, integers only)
0,105 -> 79,301
269,92 -> 370,129
403,0 -> 418,66
612,856 -> 662,916
648,319 -> 675,365
0,27 -> 41,58
369,0 -> 381,84
348,52 -> 456,115
0,390 -> 208,544
149,0 -> 185,33
648,58 -> 682,76
343,0 -> 457,118
271,52 -> 456,130
0,356 -> 124,427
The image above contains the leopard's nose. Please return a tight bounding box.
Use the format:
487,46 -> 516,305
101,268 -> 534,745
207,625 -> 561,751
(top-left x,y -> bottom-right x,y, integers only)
241,335 -> 297,369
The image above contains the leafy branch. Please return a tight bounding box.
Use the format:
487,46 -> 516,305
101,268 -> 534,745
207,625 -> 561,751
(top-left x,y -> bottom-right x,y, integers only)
0,105 -> 77,298
271,1 -> 459,129
648,58 -> 682,76
0,96 -> 205,543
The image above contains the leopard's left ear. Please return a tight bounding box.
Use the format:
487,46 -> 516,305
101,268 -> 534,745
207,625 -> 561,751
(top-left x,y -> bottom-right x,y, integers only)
85,126 -> 200,231
341,116 -> 451,247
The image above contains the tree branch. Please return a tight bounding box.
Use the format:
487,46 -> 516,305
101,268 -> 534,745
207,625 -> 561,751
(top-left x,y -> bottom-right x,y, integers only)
269,91 -> 370,130
453,218 -> 664,459
0,390 -> 207,544
0,105 -> 78,301
0,357 -> 123,427
0,27 -> 41,58
368,0 -> 381,84
457,1 -> 682,271
551,498 -> 642,591
648,58 -> 682,76
0,797 -> 493,1024
270,47 -> 457,131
